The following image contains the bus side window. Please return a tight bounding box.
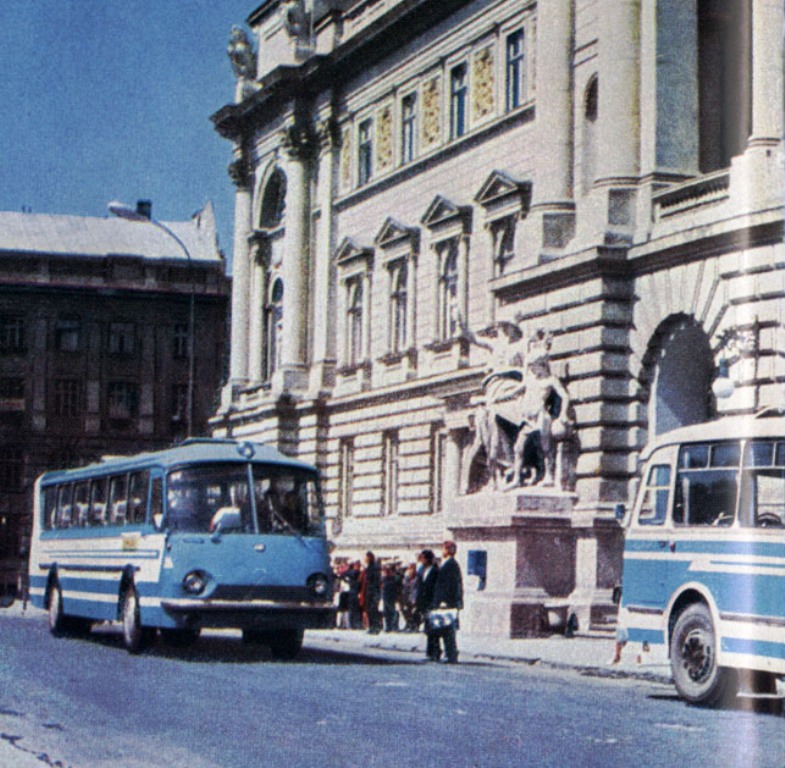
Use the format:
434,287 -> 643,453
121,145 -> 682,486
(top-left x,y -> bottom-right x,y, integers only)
637,465 -> 670,526
56,484 -> 73,529
43,487 -> 57,530
73,482 -> 90,527
89,477 -> 107,526
128,471 -> 150,524
150,477 -> 163,530
109,475 -> 128,526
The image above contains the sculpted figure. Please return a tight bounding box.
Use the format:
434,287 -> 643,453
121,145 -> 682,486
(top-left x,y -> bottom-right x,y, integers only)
227,26 -> 256,80
281,0 -> 309,39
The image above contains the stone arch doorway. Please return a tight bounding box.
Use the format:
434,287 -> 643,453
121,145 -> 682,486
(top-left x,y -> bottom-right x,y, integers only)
641,315 -> 715,438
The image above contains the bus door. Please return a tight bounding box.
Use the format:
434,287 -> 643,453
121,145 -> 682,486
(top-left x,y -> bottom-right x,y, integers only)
625,445 -> 678,610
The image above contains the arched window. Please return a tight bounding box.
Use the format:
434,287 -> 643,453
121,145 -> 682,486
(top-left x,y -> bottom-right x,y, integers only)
346,279 -> 364,366
260,169 -> 287,228
265,278 -> 284,379
437,240 -> 459,341
582,76 -> 598,196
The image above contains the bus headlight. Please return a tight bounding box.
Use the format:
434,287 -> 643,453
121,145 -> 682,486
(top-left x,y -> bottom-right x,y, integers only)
183,570 -> 208,595
308,573 -> 329,598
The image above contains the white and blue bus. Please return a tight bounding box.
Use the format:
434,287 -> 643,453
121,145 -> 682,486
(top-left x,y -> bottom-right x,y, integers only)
28,438 -> 335,657
617,409 -> 785,705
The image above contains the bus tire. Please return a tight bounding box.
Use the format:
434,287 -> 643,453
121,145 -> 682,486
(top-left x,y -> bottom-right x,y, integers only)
160,627 -> 201,648
121,583 -> 154,654
670,603 -> 733,706
47,579 -> 67,637
269,629 -> 304,661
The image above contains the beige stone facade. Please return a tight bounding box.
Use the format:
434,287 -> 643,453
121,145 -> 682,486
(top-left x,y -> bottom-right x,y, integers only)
212,0 -> 784,636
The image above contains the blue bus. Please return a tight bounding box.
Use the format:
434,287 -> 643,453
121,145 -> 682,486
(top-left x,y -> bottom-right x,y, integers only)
616,409 -> 785,705
28,439 -> 335,657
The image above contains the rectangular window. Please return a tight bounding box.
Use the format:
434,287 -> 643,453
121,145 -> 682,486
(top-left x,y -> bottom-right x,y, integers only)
0,315 -> 25,354
54,379 -> 80,417
506,29 -> 526,111
108,382 -> 139,420
389,260 -> 408,353
55,317 -> 81,352
73,481 -> 89,526
637,465 -> 671,526
171,384 -> 188,422
108,322 -> 135,355
401,93 -> 417,163
382,430 -> 399,516
128,470 -> 150,524
0,378 -> 24,411
450,63 -> 468,139
358,119 -> 373,186
89,477 -> 108,526
0,448 -> 23,493
55,483 -> 74,528
173,323 -> 188,359
437,239 -> 460,341
339,438 -> 354,518
109,474 -> 129,526
674,442 -> 739,526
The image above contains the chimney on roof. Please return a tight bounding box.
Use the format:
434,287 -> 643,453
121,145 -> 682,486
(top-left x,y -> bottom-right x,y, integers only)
136,200 -> 152,220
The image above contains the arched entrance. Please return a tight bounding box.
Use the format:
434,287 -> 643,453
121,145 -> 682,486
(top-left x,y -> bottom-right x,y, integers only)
642,315 -> 715,437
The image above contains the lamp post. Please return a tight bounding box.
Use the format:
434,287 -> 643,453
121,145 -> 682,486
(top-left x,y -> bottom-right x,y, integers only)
108,201 -> 195,438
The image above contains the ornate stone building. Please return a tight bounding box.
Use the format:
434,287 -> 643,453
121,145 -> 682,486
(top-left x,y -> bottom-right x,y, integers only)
0,204 -> 230,600
212,0 -> 784,636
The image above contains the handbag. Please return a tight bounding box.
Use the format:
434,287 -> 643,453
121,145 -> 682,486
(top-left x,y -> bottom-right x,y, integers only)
426,608 -> 459,631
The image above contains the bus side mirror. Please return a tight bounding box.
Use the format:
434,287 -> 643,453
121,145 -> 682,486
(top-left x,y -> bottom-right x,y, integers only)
614,503 -> 626,521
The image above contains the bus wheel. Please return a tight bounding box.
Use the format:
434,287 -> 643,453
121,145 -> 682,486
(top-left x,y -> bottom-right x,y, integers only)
670,603 -> 732,706
269,629 -> 304,661
160,628 -> 201,648
121,584 -> 154,654
47,580 -> 67,637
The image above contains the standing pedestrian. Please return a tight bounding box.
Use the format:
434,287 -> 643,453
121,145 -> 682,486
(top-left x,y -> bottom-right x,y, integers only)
382,565 -> 399,632
431,540 -> 463,663
416,549 -> 440,661
360,551 -> 381,634
400,563 -> 419,631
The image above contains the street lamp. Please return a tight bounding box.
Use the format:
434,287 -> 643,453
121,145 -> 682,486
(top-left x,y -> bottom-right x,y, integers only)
108,200 -> 195,438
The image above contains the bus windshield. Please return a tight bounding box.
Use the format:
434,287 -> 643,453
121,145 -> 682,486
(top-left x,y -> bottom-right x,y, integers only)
165,463 -> 324,536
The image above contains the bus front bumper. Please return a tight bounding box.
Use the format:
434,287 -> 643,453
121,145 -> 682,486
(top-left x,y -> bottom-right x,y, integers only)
160,597 -> 336,630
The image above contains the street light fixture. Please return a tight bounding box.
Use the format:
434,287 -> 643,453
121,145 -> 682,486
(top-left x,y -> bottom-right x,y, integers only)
108,200 -> 195,438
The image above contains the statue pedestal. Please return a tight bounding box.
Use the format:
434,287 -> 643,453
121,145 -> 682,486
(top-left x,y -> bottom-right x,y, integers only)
446,490 -> 622,637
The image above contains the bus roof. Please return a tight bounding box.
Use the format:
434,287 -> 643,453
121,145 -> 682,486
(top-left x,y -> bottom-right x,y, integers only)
39,438 -> 317,486
641,408 -> 785,461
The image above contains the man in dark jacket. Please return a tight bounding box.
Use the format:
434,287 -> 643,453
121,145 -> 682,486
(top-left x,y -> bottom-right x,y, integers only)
431,540 -> 463,663
415,549 -> 440,661
360,551 -> 381,634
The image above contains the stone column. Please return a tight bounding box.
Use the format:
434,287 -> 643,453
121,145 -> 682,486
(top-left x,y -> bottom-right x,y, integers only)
247,236 -> 265,383
228,156 -> 253,385
309,119 -> 340,394
278,125 -> 315,392
597,0 -> 640,184
751,0 -> 784,145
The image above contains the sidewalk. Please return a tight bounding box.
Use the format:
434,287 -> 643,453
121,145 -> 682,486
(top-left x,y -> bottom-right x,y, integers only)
312,626 -> 673,684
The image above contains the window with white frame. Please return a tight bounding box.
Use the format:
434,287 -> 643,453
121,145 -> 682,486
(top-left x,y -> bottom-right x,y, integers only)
437,239 -> 460,341
346,278 -> 364,366
358,119 -> 373,186
506,29 -> 526,111
401,93 -> 417,163
382,430 -> 399,516
388,260 -> 408,354
450,64 -> 468,139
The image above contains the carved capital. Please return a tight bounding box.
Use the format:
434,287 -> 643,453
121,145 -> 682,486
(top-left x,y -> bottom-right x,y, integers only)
228,157 -> 252,189
281,123 -> 319,161
317,117 -> 342,152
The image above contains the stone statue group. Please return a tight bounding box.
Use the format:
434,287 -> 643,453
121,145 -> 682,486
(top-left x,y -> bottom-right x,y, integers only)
460,318 -> 573,494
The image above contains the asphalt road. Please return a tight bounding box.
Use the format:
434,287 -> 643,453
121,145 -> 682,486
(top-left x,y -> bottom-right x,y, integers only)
2,616 -> 784,768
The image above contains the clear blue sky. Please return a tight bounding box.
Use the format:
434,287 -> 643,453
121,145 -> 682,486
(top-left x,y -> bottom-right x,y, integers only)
0,1 -> 251,267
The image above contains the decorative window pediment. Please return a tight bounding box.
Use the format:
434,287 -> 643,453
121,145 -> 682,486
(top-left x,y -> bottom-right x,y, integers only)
334,236 -> 374,269
475,170 -> 532,215
421,195 -> 472,233
374,217 -> 419,255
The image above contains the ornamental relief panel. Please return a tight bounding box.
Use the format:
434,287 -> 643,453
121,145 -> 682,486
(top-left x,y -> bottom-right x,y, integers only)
472,47 -> 495,121
422,76 -> 441,149
376,105 -> 393,171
